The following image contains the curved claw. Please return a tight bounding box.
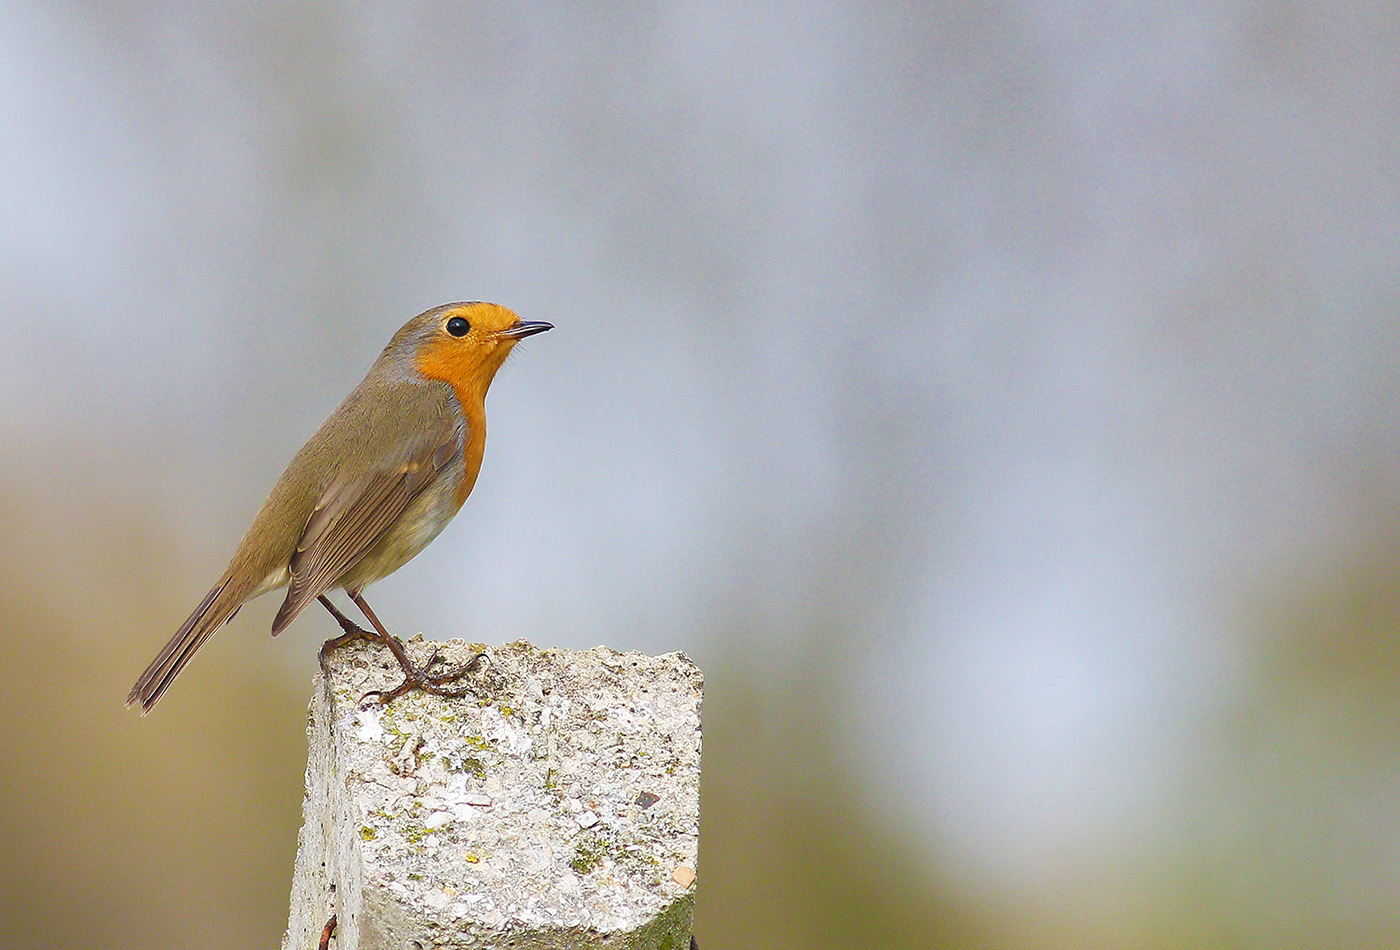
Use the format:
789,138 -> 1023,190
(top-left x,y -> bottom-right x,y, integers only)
422,651 -> 486,685
360,674 -> 475,707
353,650 -> 486,706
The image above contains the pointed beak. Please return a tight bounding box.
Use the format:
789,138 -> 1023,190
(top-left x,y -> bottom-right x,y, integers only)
501,320 -> 553,340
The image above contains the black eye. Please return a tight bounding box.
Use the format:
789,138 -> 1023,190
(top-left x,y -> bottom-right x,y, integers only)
445,316 -> 470,336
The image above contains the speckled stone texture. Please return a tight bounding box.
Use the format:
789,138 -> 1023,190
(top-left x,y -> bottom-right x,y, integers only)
282,639 -> 702,950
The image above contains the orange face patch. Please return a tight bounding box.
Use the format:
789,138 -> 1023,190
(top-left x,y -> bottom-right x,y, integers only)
414,304 -> 521,394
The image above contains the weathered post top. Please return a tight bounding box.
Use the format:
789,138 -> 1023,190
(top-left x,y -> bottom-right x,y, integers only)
283,638 -> 702,950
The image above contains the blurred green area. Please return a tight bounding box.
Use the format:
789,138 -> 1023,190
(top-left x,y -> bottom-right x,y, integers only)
6,448 -> 1400,949
0,459 -> 307,949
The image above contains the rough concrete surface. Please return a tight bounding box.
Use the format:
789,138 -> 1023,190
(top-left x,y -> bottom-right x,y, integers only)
282,638 -> 702,950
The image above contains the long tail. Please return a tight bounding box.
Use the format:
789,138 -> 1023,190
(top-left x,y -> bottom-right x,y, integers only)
127,577 -> 245,713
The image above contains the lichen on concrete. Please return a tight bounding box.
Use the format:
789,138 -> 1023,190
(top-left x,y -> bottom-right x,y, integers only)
282,638 -> 702,950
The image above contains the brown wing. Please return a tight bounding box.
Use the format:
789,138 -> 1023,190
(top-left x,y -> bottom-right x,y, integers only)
270,434 -> 459,635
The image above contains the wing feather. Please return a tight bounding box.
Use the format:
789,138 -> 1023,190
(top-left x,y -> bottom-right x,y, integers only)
270,429 -> 459,635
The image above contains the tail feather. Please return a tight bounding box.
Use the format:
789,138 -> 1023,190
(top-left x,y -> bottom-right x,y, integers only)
127,578 -> 241,713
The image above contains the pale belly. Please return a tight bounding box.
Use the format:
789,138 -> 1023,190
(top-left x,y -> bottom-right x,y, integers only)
337,464 -> 465,594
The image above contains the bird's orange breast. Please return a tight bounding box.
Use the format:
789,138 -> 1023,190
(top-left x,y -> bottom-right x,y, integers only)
413,343 -> 498,508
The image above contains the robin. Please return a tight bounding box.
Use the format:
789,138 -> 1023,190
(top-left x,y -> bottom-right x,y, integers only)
127,301 -> 552,713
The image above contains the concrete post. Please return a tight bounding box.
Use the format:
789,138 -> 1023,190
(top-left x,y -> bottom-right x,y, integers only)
282,638 -> 702,950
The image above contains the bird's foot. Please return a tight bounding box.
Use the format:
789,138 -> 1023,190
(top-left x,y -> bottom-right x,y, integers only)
361,646 -> 486,705
315,593 -> 484,704
419,645 -> 485,685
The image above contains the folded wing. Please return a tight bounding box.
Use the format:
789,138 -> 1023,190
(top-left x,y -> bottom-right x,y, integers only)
271,436 -> 459,635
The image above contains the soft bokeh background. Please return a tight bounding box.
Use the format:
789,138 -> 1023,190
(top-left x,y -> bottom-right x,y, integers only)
3,2 -> 1399,948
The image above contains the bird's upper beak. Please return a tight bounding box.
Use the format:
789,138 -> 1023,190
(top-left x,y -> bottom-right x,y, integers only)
501,320 -> 554,340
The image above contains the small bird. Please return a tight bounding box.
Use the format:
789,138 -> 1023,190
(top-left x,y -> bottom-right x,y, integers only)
127,301 -> 551,713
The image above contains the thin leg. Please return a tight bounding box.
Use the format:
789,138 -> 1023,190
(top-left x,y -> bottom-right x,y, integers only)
317,592 -> 484,705
317,596 -> 380,672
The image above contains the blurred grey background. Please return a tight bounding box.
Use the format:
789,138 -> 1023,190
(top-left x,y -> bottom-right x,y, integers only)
3,2 -> 1399,948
